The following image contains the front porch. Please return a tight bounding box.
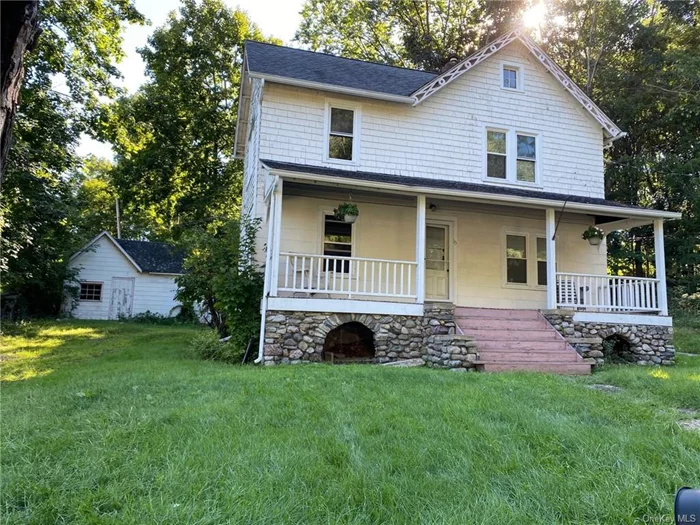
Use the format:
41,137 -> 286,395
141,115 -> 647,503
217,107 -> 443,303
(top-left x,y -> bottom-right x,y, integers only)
262,176 -> 671,318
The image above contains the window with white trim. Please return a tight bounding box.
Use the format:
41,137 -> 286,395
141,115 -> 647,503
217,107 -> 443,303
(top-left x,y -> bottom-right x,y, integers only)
503,66 -> 518,89
485,128 -> 539,184
327,106 -> 355,161
506,234 -> 527,284
536,237 -> 547,286
79,282 -> 102,301
323,214 -> 352,273
486,130 -> 507,179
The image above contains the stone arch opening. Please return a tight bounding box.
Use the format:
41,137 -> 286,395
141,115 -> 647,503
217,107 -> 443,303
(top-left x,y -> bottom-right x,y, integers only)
323,322 -> 376,363
602,333 -> 634,364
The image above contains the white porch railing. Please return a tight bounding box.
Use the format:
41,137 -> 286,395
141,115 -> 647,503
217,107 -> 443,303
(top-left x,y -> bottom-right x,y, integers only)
555,272 -> 661,313
278,253 -> 417,299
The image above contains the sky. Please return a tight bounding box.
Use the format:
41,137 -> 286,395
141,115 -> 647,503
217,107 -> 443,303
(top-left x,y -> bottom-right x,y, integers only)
77,0 -> 305,158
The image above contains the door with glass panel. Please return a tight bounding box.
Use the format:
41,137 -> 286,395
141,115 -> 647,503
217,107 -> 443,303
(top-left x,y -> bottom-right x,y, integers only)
425,224 -> 449,300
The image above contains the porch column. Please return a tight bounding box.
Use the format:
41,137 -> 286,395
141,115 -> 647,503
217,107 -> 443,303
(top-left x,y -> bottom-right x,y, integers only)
269,178 -> 283,297
415,195 -> 426,304
654,219 -> 669,316
545,208 -> 557,309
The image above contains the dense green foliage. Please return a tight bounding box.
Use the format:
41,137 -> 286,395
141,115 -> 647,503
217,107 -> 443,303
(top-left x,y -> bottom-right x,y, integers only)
0,0 -> 144,316
2,320 -> 699,522
105,0 -> 275,240
297,0 -> 700,295
190,329 -> 246,363
176,218 -> 264,348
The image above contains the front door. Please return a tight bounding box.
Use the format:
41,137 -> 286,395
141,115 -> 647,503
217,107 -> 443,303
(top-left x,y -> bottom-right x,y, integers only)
425,224 -> 449,300
109,277 -> 135,319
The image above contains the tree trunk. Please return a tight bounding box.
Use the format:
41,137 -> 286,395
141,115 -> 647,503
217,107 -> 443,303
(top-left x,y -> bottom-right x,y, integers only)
0,0 -> 41,187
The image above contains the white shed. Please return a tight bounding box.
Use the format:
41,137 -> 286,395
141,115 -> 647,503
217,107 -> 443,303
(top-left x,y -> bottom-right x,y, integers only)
66,231 -> 184,320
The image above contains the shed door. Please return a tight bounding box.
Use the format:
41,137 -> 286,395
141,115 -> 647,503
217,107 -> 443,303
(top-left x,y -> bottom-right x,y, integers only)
109,277 -> 135,319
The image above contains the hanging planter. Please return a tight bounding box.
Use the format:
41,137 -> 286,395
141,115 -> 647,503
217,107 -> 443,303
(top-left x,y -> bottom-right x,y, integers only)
582,226 -> 605,246
334,202 -> 359,223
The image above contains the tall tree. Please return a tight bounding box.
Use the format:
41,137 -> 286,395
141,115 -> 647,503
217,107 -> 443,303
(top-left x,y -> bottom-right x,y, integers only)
296,0 -> 528,71
107,0 -> 277,241
0,0 -> 144,317
0,0 -> 41,183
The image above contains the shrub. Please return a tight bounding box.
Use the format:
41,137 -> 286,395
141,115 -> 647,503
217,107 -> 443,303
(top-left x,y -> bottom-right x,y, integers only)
190,330 -> 245,364
176,217 -> 264,358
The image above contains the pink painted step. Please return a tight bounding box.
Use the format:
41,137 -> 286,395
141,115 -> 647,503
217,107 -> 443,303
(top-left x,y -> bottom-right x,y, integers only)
461,329 -> 561,341
476,362 -> 592,374
455,307 -> 541,320
476,340 -> 571,352
457,318 -> 550,330
478,351 -> 582,363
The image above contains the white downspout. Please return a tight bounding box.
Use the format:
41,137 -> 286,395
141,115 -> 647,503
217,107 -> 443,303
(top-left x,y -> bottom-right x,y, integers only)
255,179 -> 278,364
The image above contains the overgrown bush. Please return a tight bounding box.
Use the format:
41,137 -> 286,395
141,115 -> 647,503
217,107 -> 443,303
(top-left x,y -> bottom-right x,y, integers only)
176,218 -> 263,358
190,330 -> 245,364
120,310 -> 197,325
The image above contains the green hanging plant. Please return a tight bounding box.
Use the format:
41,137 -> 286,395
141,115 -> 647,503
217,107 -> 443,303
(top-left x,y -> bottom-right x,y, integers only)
334,202 -> 359,223
582,226 -> 605,245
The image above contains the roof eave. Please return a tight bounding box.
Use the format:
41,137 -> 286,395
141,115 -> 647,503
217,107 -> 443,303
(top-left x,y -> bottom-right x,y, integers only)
247,71 -> 416,104
264,164 -> 682,221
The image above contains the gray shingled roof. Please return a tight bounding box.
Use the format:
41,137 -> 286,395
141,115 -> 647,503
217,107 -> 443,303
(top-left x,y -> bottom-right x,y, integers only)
261,159 -> 643,211
245,41 -> 437,97
115,239 -> 185,274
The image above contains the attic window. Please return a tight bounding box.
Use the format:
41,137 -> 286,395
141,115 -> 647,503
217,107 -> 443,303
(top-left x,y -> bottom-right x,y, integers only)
325,102 -> 359,163
502,64 -> 522,91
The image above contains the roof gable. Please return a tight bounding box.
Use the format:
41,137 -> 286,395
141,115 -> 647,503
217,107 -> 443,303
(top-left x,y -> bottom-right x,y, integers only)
70,232 -> 184,274
411,30 -> 623,141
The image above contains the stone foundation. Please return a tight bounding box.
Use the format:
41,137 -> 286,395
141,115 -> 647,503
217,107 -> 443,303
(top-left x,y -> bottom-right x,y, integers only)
262,303 -> 479,370
543,312 -> 675,366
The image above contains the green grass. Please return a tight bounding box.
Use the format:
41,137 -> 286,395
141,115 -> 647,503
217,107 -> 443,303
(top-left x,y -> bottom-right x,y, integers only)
2,320 -> 700,524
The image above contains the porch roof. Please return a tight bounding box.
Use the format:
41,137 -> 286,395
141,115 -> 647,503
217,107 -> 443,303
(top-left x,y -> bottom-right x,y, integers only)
261,160 -> 681,221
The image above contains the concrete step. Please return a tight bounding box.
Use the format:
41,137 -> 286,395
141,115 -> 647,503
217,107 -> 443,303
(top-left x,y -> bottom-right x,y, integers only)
478,350 -> 582,363
455,307 -> 541,320
476,340 -> 570,352
476,362 -> 592,374
461,329 -> 561,341
456,318 -> 550,331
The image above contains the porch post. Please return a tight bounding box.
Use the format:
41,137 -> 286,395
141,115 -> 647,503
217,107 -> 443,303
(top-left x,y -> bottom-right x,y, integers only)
415,195 -> 426,304
269,178 -> 283,297
545,208 -> 557,309
654,219 -> 669,316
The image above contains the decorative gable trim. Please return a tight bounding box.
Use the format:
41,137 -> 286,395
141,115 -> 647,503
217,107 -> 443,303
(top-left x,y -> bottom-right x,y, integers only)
411,30 -> 624,142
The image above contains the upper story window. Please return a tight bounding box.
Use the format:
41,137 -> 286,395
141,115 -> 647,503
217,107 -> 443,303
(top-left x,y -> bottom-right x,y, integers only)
485,127 -> 539,185
501,63 -> 523,91
325,101 -> 359,163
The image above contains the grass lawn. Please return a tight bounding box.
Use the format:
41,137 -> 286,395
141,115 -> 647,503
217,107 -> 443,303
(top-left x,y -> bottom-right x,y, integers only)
2,320 -> 700,524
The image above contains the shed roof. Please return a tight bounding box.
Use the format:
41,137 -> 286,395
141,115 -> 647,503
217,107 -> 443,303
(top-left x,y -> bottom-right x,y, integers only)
114,238 -> 184,274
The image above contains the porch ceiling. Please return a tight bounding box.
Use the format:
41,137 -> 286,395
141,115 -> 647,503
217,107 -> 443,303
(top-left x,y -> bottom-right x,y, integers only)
262,160 -> 681,221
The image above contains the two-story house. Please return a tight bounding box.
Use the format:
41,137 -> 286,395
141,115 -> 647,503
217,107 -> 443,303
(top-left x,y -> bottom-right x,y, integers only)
235,30 -> 680,373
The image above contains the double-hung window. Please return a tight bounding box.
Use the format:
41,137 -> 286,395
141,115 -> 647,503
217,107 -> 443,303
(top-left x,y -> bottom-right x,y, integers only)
327,105 -> 356,162
503,66 -> 519,90
536,237 -> 547,286
485,128 -> 539,184
486,130 -> 507,179
506,235 -> 528,284
323,214 -> 352,273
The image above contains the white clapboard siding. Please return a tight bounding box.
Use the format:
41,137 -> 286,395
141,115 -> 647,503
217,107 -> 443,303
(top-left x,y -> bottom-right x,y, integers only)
258,41 -> 605,199
68,239 -> 180,320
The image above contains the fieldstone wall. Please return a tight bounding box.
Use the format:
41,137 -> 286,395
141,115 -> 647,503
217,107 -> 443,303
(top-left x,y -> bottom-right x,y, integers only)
262,303 -> 478,370
543,311 -> 675,366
